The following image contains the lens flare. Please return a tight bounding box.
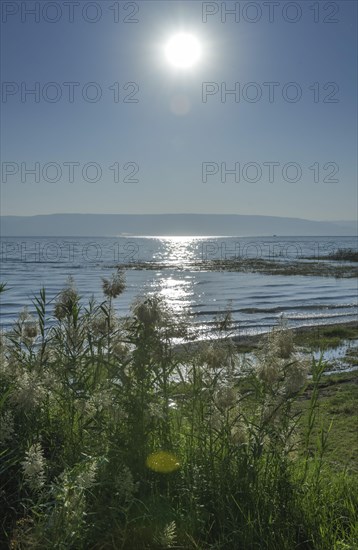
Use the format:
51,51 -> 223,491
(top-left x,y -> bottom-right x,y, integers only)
146,451 -> 180,473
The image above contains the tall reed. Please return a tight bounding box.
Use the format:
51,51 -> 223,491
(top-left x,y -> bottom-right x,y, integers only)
0,275 -> 356,549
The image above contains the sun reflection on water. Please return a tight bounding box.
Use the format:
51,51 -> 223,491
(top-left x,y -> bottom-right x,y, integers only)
143,237 -> 205,319
156,275 -> 193,311
154,236 -> 203,267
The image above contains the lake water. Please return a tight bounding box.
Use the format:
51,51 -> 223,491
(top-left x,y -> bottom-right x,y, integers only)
0,236 -> 357,337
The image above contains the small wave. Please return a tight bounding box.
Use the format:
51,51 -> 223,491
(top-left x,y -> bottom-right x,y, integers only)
239,303 -> 357,314
286,311 -> 357,320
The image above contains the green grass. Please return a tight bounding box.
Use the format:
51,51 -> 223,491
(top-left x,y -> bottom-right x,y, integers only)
0,276 -> 357,549
295,324 -> 358,350
297,372 -> 358,472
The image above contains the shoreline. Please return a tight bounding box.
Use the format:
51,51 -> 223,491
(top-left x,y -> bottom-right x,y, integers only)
177,320 -> 358,350
175,321 -> 358,374
234,319 -> 358,349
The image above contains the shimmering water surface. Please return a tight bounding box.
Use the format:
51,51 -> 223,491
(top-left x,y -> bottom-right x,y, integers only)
1,236 -> 357,337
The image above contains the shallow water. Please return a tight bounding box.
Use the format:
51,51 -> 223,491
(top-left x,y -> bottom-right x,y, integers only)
1,236 -> 357,337
310,339 -> 358,371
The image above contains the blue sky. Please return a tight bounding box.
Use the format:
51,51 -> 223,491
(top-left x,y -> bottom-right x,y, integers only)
1,0 -> 357,220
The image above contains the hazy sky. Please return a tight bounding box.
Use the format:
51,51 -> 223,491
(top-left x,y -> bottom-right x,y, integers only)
1,0 -> 357,220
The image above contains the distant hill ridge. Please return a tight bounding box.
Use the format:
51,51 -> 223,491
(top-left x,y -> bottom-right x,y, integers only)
1,213 -> 356,236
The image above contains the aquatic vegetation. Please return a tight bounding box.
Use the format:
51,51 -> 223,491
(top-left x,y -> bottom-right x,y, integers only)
326,248 -> 358,262
119,256 -> 358,277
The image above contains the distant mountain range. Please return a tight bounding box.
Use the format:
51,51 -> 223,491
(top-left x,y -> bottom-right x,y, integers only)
0,214 -> 357,237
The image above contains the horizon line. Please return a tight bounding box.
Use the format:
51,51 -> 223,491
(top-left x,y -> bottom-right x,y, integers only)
0,212 -> 356,223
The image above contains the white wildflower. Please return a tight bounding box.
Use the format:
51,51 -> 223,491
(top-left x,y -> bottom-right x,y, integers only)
268,324 -> 294,359
91,389 -> 113,412
102,268 -> 125,299
112,341 -> 131,362
12,370 -> 46,410
41,369 -> 60,395
21,442 -> 46,490
257,360 -> 283,386
114,465 -> 138,501
133,296 -> 163,327
156,521 -> 177,548
91,309 -> 118,336
52,468 -> 87,537
0,332 -> 10,378
215,386 -> 237,409
22,321 -> 38,340
202,344 -> 227,369
16,308 -> 38,342
256,323 -> 296,386
77,459 -> 98,490
54,277 -> 79,320
76,389 -> 113,418
284,358 -> 308,394
262,398 -> 285,424
18,307 -> 30,323
148,402 -> 165,420
231,424 -> 248,445
75,397 -> 96,418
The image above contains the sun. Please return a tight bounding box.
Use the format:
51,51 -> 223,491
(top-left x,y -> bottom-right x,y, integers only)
165,33 -> 202,69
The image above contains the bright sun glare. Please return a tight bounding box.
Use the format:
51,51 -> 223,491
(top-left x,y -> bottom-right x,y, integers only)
165,33 -> 202,69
